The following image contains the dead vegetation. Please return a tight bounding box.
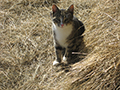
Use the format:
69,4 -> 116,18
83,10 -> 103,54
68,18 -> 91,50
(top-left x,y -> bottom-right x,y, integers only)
0,0 -> 120,90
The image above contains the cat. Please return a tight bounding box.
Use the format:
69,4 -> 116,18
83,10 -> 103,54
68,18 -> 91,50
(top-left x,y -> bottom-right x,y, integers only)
51,4 -> 85,66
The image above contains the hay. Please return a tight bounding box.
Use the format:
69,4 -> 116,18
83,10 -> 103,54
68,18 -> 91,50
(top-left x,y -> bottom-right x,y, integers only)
0,0 -> 120,90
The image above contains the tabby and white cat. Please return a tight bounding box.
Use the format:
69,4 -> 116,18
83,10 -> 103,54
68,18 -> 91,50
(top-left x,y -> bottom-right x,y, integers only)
51,4 -> 85,66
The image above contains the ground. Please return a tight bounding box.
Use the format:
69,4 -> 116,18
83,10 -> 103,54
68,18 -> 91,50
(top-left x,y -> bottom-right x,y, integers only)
0,0 -> 120,90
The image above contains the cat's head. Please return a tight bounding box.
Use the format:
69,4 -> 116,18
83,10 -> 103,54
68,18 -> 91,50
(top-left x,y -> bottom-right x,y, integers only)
51,4 -> 74,28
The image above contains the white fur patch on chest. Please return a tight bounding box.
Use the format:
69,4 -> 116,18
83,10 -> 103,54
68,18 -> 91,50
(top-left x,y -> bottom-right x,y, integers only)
53,23 -> 73,48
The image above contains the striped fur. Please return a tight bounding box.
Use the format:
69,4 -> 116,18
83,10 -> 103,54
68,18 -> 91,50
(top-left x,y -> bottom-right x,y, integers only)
51,5 -> 85,66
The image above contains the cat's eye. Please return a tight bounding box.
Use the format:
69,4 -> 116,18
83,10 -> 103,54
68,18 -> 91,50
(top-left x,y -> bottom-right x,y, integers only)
54,18 -> 60,23
64,19 -> 69,23
66,13 -> 71,18
56,19 -> 60,22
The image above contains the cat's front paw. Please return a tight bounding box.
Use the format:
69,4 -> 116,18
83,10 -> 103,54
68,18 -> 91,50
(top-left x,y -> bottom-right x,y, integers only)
53,60 -> 60,66
63,56 -> 67,61
63,56 -> 68,64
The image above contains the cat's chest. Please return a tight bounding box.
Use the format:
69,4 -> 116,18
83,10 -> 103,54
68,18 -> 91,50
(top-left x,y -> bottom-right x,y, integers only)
53,23 -> 73,47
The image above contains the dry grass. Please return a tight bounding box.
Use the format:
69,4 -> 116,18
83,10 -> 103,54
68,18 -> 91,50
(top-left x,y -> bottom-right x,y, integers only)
0,0 -> 120,90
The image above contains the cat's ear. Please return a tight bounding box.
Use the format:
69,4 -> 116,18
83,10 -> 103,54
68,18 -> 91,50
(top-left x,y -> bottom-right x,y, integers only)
52,4 -> 59,14
67,4 -> 74,14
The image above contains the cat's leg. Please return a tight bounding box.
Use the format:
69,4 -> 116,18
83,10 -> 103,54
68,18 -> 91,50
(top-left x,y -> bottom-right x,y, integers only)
53,44 -> 63,66
63,46 -> 72,64
62,48 -> 66,61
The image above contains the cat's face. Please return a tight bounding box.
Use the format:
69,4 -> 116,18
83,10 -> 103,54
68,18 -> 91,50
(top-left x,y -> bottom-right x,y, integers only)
51,4 -> 74,28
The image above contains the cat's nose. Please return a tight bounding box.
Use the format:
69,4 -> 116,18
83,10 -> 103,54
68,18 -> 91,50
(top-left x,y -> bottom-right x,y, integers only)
61,24 -> 64,27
